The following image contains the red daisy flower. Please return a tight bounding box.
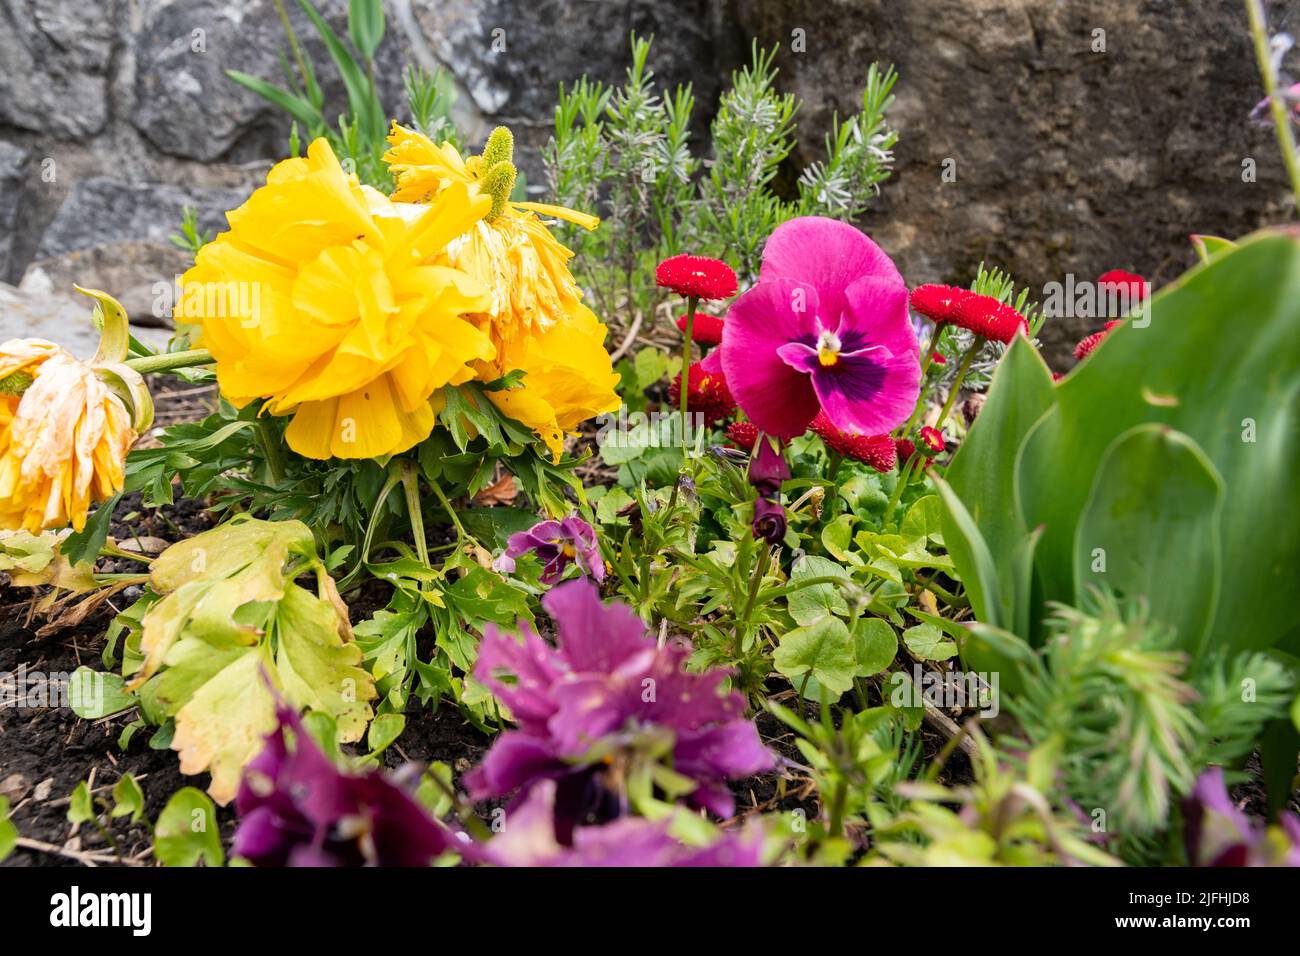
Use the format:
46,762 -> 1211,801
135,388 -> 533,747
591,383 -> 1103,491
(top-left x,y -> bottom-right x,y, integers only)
675,312 -> 725,345
809,412 -> 897,473
895,438 -> 917,464
931,351 -> 947,365
669,362 -> 737,425
950,293 -> 1028,344
726,420 -> 760,450
1098,270 -> 1148,303
918,425 -> 946,456
1073,320 -> 1123,361
910,284 -> 970,323
655,255 -> 738,301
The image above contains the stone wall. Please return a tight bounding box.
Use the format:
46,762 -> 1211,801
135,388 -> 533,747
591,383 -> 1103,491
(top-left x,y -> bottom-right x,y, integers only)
1,0 -> 1295,363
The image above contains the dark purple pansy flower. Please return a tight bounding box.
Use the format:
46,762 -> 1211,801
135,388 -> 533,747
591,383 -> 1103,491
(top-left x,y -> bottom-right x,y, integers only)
747,435 -> 791,498
493,514 -> 604,585
752,496 -> 787,544
478,779 -> 764,867
233,706 -> 463,867
465,579 -> 773,836
1182,767 -> 1300,867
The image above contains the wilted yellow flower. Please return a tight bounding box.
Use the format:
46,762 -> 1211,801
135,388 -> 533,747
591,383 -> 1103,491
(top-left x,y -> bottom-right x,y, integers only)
384,123 -> 619,459
177,138 -> 495,460
0,340 -> 136,533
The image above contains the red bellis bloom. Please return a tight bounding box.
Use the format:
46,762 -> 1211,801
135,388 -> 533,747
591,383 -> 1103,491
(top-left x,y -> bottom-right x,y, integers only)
950,293 -> 1029,344
656,255 -> 738,301
726,420 -> 760,450
918,425 -> 946,456
668,362 -> 737,426
808,412 -> 897,473
676,312 -> 725,345
909,283 -> 970,323
1073,320 -> 1123,361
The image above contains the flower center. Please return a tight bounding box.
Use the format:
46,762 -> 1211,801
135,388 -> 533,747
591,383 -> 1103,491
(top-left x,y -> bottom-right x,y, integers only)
560,542 -> 577,558
816,330 -> 842,367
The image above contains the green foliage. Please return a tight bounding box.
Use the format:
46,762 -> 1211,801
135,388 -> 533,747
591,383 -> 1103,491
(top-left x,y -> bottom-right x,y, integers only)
154,787 -> 224,867
945,232 -> 1300,662
545,35 -> 899,323
0,796 -> 15,862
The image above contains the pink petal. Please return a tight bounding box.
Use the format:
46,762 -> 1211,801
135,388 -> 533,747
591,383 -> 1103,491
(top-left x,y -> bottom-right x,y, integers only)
759,217 -> 904,320
543,578 -> 649,673
720,278 -> 822,438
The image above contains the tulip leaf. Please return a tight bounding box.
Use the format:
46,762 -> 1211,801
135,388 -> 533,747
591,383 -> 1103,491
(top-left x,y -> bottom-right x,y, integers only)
943,334 -> 1055,632
1074,425 -> 1224,653
1019,230 -> 1300,656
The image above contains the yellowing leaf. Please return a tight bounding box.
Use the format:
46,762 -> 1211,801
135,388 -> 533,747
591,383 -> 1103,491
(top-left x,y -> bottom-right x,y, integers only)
274,584 -> 376,743
172,644 -> 279,805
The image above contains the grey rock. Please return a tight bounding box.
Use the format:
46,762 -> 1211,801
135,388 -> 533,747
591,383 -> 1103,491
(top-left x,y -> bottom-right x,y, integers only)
131,0 -> 420,162
23,177 -> 246,324
732,0 -> 1300,366
0,142 -> 30,280
0,0 -> 114,137
0,282 -> 168,354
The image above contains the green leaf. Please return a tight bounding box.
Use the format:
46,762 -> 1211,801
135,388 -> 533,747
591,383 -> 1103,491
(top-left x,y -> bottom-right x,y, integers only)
1190,234 -> 1236,264
348,0 -> 386,60
899,495 -> 944,546
154,787 -> 224,867
0,530 -> 56,574
226,70 -> 322,133
774,617 -> 857,696
933,477 -> 1002,632
1074,425 -> 1224,653
1019,232 -> 1300,656
943,334 -> 1055,631
68,667 -> 136,719
60,493 -> 120,567
111,774 -> 145,823
296,0 -> 383,145
67,781 -> 95,824
0,796 -> 15,862
367,712 -> 405,755
820,513 -> 856,561
903,623 -> 957,661
787,555 -> 850,625
853,618 -> 898,675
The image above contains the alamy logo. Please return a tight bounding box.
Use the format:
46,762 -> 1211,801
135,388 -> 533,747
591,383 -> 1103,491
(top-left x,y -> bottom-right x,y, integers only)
49,886 -> 152,936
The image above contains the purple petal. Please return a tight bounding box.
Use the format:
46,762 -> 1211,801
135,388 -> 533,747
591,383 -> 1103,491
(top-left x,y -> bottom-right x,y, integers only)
543,578 -> 650,674
463,731 -> 562,800
473,624 -> 566,732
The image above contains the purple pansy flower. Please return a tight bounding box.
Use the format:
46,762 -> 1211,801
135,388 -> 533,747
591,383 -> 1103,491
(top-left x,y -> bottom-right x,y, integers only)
715,216 -> 921,439
1182,767 -> 1300,867
465,579 -> 774,836
752,496 -> 787,544
478,779 -> 764,867
233,706 -> 464,867
493,514 -> 604,585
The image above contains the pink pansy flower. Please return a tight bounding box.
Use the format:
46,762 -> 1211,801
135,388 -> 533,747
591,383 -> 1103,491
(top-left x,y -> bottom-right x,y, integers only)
714,217 -> 921,439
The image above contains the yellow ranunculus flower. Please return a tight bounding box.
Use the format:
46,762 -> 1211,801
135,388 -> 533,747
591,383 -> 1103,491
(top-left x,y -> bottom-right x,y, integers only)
176,138 -> 495,460
0,339 -> 136,533
384,122 -> 620,459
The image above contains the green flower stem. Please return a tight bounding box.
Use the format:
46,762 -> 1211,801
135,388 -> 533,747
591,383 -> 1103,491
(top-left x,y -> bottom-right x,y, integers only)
425,471 -> 469,544
897,323 -> 948,438
737,542 -> 772,639
122,348 -> 213,375
1247,0 -> 1300,217
679,295 -> 699,464
255,418 -> 286,485
399,460 -> 432,570
884,453 -> 919,526
934,338 -> 981,431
